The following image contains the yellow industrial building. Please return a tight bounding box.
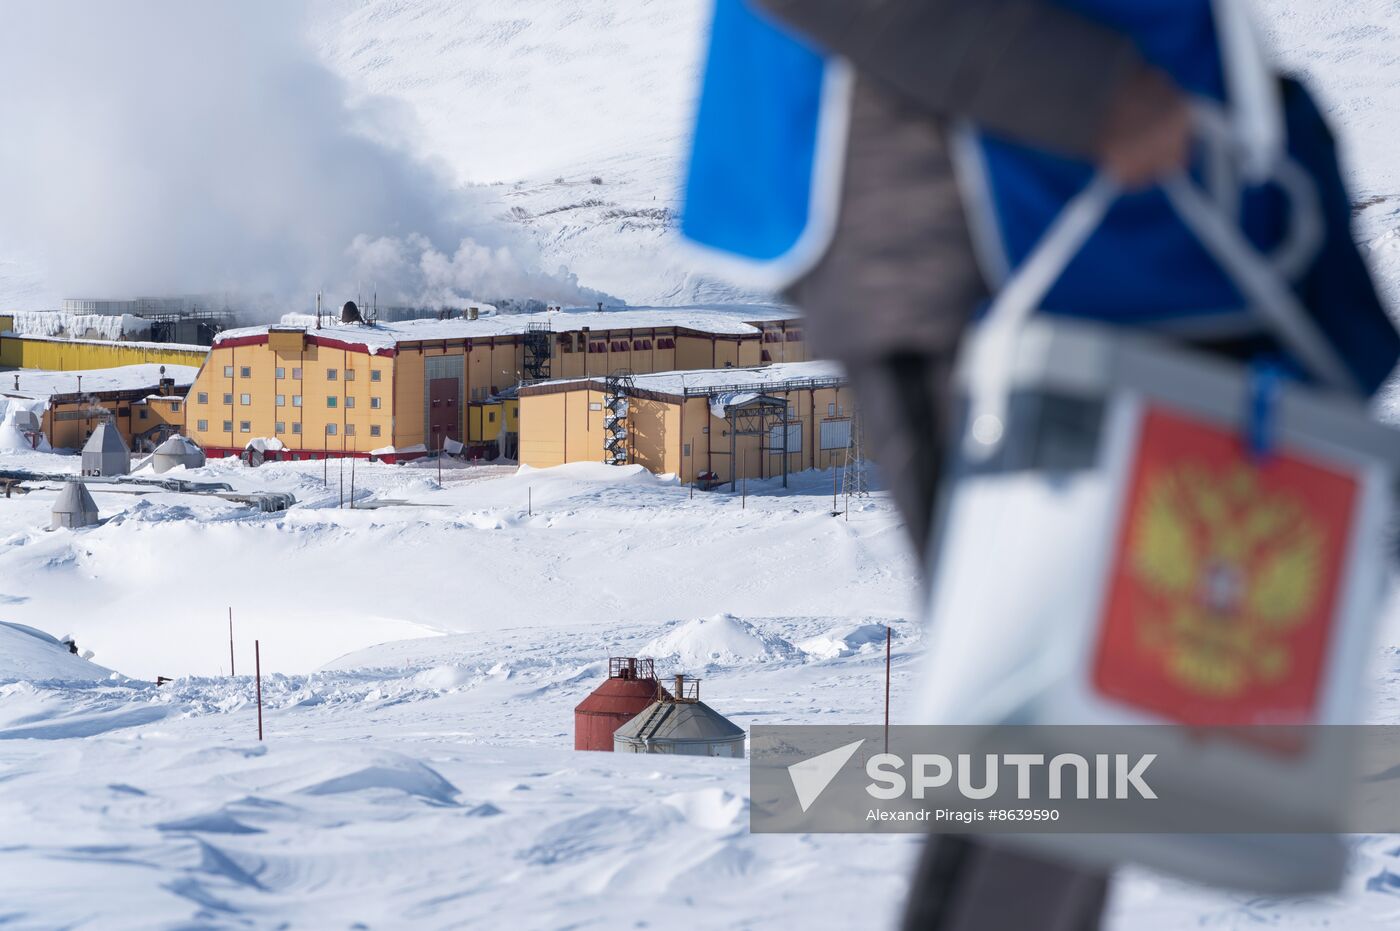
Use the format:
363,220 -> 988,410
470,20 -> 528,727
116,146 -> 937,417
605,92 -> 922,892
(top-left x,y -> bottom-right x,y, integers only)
0,316 -> 207,371
1,364 -> 197,451
182,306 -> 803,460
517,360 -> 851,485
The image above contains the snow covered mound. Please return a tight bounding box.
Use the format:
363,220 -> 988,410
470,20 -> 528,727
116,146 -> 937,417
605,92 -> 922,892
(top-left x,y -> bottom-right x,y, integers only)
642,614 -> 799,668
0,622 -> 113,683
798,623 -> 891,661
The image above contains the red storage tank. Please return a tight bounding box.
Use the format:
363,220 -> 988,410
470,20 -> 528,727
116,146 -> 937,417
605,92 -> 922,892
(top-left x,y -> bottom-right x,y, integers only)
575,657 -> 669,751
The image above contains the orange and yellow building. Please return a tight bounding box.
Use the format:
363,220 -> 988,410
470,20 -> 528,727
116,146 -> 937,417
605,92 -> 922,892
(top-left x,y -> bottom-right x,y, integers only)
182,307 -> 804,460
517,360 -> 852,485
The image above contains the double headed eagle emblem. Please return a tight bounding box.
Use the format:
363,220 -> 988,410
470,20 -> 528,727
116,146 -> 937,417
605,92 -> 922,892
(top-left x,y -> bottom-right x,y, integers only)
1128,464 -> 1324,698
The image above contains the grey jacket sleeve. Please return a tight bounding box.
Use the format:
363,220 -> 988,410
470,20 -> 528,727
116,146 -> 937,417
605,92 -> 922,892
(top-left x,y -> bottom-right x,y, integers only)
749,0 -> 1145,157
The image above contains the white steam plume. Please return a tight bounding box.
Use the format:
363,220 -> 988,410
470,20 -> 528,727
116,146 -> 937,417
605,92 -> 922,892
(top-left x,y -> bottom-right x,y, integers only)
0,1 -> 614,315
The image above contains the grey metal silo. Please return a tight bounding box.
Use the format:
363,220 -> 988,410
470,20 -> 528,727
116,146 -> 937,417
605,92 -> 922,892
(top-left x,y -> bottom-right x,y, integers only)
81,423 -> 129,477
151,434 -> 206,473
613,675 -> 746,758
51,482 -> 99,530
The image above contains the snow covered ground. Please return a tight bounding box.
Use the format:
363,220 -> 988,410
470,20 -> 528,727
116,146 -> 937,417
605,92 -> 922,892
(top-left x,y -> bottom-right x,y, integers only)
3,446 -> 1400,928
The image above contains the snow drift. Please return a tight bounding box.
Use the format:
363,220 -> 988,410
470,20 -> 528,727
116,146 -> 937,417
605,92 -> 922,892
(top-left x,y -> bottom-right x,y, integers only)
642,614 -> 800,668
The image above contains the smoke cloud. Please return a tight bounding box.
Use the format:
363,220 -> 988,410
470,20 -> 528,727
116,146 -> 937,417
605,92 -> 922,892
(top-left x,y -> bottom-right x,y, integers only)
0,1 -> 614,316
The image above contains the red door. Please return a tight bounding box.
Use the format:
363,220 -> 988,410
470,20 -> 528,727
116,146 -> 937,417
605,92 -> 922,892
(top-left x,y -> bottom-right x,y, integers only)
428,377 -> 461,449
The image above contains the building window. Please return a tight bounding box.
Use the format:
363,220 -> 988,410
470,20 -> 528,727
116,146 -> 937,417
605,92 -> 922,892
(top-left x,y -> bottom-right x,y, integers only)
345,424 -> 356,436
139,409 -> 149,421
292,422 -> 302,434
326,396 -> 338,408
828,402 -> 836,416
326,423 -> 338,436
589,402 -> 602,411
370,397 -> 381,409
223,365 -> 233,378
197,392 -> 208,404
370,370 -> 382,382
197,419 -> 208,432
327,368 -> 338,381
171,402 -> 180,413
276,395 -> 285,407
786,330 -> 803,341
222,420 -> 233,433
223,393 -> 233,405
275,421 -> 286,434
240,421 -> 251,433
292,396 -> 302,407
683,443 -> 692,457
487,411 -> 496,423
276,367 -> 285,379
292,367 -> 302,379
657,337 -> 676,350
345,396 -> 355,409
370,424 -> 381,437
240,366 -> 251,378
345,369 -> 356,381
240,393 -> 251,406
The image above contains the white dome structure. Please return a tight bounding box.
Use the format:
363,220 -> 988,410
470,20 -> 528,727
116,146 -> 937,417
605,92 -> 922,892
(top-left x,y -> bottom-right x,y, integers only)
81,423 -> 129,477
51,481 -> 99,530
151,434 -> 206,473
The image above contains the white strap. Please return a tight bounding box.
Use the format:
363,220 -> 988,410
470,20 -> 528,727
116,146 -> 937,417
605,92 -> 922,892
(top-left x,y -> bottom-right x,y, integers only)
962,175 -> 1118,460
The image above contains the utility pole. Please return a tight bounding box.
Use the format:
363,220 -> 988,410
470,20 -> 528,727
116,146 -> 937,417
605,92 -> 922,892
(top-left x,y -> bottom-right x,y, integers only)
255,640 -> 264,741
885,625 -> 892,754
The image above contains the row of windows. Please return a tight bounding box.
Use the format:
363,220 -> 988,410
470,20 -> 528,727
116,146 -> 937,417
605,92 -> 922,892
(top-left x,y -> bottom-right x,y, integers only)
199,419 -> 383,438
222,365 -> 382,382
198,392 -> 381,409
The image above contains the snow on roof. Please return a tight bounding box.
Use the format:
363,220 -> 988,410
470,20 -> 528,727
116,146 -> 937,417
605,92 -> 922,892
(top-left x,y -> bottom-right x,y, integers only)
526,360 -> 845,399
0,364 -> 200,400
2,332 -> 208,352
215,304 -> 797,350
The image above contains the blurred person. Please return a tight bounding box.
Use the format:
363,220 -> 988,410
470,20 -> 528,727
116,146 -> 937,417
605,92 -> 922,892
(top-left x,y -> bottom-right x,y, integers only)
743,2 -> 1192,929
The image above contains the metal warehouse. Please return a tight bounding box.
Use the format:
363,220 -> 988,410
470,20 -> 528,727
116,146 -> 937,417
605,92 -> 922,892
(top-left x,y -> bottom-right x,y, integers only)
183,305 -> 804,460
517,360 -> 851,486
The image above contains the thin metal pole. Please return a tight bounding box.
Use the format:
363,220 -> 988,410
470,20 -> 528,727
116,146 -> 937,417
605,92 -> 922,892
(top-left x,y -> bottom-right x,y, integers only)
885,625 -> 891,754
228,607 -> 234,677
323,454 -> 327,487
832,466 -> 838,515
350,456 -> 355,509
339,455 -> 344,508
255,639 -> 263,741
528,486 -> 532,516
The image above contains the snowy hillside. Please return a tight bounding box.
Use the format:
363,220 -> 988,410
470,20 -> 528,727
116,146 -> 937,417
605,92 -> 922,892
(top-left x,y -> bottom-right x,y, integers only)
3,1 -> 1398,310
308,0 -> 1400,307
